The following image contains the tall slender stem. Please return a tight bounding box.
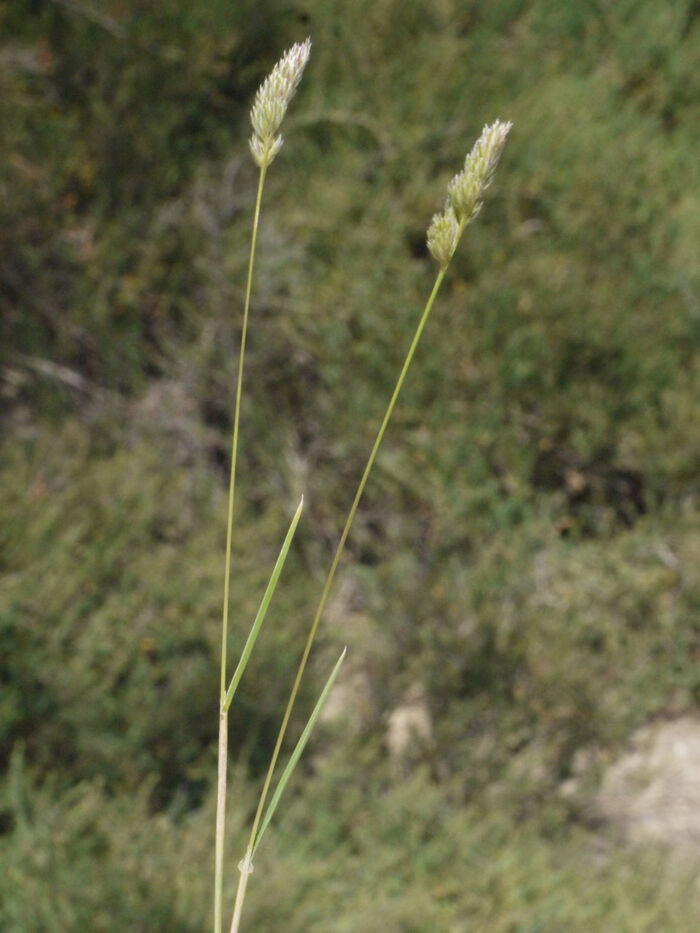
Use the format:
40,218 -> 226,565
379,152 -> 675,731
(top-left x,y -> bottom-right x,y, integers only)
229,267 -> 447,931
229,850 -> 254,933
220,164 -> 268,708
213,711 -> 228,933
214,163 -> 268,933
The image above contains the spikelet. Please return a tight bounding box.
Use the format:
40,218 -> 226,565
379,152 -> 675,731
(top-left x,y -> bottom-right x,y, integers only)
448,120 -> 512,225
428,119 -> 512,267
249,39 -> 312,167
426,206 -> 459,270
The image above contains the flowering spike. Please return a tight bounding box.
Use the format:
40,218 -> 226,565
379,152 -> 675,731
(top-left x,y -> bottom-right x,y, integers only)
249,39 -> 312,168
448,120 -> 512,225
428,119 -> 512,267
427,206 -> 459,269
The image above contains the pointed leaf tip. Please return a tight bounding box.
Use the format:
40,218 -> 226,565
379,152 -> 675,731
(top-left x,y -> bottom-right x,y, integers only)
253,647 -> 347,852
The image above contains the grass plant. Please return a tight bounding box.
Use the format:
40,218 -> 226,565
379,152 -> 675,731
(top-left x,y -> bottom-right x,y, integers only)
4,5 -> 699,930
216,39 -> 511,932
214,39 -> 313,933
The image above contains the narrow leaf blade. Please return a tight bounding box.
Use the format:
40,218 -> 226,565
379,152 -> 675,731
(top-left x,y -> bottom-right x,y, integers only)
223,496 -> 304,713
253,646 -> 347,854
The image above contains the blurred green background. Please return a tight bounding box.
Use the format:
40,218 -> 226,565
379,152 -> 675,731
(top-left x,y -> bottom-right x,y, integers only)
2,0 -> 700,929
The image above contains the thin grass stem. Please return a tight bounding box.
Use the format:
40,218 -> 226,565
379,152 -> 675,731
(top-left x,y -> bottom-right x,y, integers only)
228,267 -> 446,931
214,162 -> 268,933
220,163 -> 268,708
229,850 -> 254,933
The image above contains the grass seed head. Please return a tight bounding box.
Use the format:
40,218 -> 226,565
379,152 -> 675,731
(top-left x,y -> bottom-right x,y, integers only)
427,205 -> 459,269
448,120 -> 512,225
249,38 -> 312,167
429,119 -> 512,267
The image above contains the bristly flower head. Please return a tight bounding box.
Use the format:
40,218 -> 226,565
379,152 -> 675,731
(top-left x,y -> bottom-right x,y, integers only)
428,119 -> 512,268
448,120 -> 512,225
250,39 -> 312,168
426,205 -> 459,270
